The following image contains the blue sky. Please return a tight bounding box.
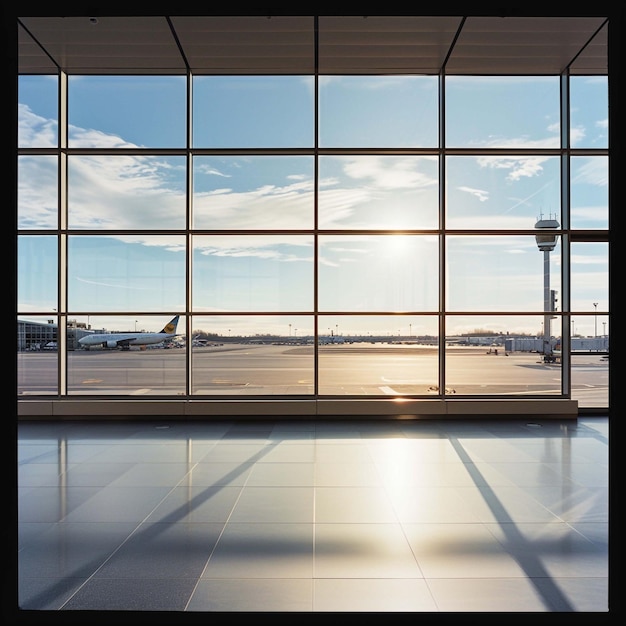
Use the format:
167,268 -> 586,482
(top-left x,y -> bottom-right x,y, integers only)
17,74 -> 609,337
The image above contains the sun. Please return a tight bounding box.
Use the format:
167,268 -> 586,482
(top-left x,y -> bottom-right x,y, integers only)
380,233 -> 413,256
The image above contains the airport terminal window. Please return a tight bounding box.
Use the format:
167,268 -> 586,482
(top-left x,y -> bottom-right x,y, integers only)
68,156 -> 188,230
16,43 -> 609,410
190,315 -> 315,396
318,156 -> 439,230
570,76 -> 608,150
18,75 -> 58,149
66,315 -> 187,396
18,156 -> 58,230
192,76 -> 315,149
17,236 -> 57,312
317,314 -> 439,396
445,235 -> 561,312
570,242 -> 609,314
18,316 -> 59,396
444,315 -> 563,396
192,156 -> 315,230
68,76 -> 187,149
318,235 -> 439,313
445,156 -> 561,230
67,235 -> 187,312
444,76 -> 561,148
318,75 -> 439,148
569,241 -> 609,408
191,235 -> 314,312
570,156 -> 609,230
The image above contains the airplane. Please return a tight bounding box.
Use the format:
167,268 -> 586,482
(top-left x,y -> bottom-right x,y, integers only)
78,316 -> 181,351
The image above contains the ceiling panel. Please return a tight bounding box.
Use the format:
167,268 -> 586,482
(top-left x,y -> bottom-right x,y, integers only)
569,22 -> 608,74
17,14 -> 608,76
318,16 -> 462,74
19,16 -> 186,75
446,17 -> 608,75
18,20 -> 57,74
170,16 -> 315,74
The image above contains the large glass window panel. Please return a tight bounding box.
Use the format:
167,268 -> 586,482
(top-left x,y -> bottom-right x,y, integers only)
192,76 -> 315,148
570,242 -> 609,314
445,315 -> 562,395
68,235 -> 186,312
192,156 -> 314,229
190,315 -> 314,395
318,235 -> 439,312
68,76 -> 187,148
68,315 -> 186,395
18,316 -> 59,396
570,314 -> 609,344
570,315 -> 608,409
445,156 -> 560,229
18,235 -> 58,312
192,235 -> 313,312
445,76 -> 560,148
15,59 -> 611,410
318,315 -> 438,395
68,156 -> 187,229
319,75 -> 438,148
318,156 -> 439,229
570,76 -> 608,149
446,235 -> 561,312
18,156 -> 58,229
18,75 -> 58,148
571,351 -> 608,409
570,156 -> 608,230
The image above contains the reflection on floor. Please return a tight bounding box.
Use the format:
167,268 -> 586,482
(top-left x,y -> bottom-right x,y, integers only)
17,417 -> 609,613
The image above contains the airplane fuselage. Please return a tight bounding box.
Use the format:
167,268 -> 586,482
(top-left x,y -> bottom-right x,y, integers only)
78,316 -> 181,350
79,332 -> 175,350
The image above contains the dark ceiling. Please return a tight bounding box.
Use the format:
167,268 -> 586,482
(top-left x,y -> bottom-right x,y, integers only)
17,14 -> 608,76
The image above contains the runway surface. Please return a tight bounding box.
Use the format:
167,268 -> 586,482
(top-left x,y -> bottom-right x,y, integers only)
18,343 -> 608,407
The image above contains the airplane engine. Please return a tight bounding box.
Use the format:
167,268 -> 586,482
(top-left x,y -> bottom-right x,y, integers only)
106,340 -> 119,349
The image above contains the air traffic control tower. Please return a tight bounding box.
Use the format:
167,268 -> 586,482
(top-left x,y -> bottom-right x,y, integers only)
535,215 -> 560,362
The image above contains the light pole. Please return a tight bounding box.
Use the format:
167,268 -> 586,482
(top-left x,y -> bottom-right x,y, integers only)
535,215 -> 559,362
593,302 -> 598,337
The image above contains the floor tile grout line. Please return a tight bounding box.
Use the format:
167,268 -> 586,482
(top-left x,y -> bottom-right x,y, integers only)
184,439 -> 282,611
55,457 -> 206,609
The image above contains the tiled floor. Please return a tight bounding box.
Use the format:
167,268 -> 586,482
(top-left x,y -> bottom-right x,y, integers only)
16,417 -> 609,613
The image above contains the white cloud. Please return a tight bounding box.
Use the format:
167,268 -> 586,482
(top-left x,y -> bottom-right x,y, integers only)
18,104 -> 57,148
194,235 -> 313,262
458,186 -> 489,202
195,163 -> 231,177
68,125 -> 139,148
475,155 -> 550,181
570,126 -> 586,145
194,179 -> 314,229
341,156 -> 437,190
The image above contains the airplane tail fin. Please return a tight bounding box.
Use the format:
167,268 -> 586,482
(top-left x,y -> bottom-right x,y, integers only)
160,316 -> 180,335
